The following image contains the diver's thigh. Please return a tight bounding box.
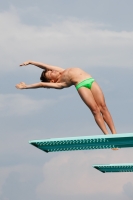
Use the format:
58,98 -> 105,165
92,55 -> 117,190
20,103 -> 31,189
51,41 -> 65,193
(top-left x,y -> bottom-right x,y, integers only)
91,82 -> 106,106
77,87 -> 98,111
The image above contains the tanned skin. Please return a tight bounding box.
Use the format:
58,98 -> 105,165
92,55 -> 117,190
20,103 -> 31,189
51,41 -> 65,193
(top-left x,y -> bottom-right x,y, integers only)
16,60 -> 118,149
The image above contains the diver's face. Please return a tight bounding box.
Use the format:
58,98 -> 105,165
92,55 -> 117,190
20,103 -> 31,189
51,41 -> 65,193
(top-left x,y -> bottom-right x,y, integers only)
45,70 -> 59,82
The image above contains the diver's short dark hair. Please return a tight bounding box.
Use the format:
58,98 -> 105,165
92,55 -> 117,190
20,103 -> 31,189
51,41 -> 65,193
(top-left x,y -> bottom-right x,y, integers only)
40,70 -> 50,82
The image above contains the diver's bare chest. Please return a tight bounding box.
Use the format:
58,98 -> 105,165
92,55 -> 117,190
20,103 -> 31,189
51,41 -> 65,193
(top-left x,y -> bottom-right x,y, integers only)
59,74 -> 70,82
58,70 -> 71,83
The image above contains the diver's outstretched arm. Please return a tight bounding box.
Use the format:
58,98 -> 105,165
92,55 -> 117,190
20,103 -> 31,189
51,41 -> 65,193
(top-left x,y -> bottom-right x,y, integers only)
20,60 -> 64,72
16,82 -> 68,89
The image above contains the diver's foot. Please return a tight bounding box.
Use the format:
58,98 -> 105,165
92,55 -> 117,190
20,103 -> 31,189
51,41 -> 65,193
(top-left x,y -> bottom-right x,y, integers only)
112,148 -> 119,150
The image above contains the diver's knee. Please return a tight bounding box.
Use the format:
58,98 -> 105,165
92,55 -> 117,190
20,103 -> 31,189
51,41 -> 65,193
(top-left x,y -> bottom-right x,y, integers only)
91,105 -> 100,116
99,103 -> 108,113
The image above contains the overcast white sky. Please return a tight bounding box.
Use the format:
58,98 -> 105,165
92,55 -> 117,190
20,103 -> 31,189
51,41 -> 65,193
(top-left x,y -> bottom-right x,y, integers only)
0,0 -> 133,200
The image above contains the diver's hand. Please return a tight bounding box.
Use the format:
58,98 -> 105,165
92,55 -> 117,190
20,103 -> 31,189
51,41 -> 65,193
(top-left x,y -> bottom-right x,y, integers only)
16,82 -> 27,89
20,61 -> 31,66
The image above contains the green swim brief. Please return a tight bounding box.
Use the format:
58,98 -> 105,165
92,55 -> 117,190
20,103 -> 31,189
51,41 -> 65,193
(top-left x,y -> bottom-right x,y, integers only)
75,78 -> 95,90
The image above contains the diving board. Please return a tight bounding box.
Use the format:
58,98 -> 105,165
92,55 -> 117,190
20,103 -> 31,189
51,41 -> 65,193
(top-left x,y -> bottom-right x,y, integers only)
29,133 -> 133,153
93,163 -> 133,173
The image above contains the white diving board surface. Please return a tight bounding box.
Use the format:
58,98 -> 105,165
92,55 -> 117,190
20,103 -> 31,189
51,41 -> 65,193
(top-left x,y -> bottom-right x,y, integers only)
93,163 -> 133,173
29,133 -> 133,153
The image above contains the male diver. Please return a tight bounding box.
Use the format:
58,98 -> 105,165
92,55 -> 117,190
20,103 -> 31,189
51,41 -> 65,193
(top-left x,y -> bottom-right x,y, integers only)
16,60 -> 117,136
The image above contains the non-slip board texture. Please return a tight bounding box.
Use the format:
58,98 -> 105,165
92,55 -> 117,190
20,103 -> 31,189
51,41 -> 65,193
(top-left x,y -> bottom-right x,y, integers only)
93,163 -> 133,173
29,133 -> 133,153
